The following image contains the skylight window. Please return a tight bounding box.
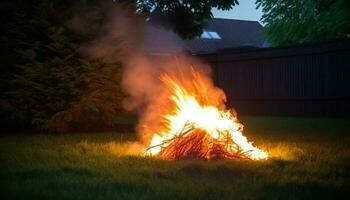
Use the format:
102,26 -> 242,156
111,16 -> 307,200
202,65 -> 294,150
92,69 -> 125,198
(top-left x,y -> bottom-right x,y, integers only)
200,31 -> 221,39
208,31 -> 221,39
201,31 -> 211,39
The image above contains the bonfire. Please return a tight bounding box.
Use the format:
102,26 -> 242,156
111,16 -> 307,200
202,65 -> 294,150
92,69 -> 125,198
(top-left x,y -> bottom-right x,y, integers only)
144,67 -> 268,160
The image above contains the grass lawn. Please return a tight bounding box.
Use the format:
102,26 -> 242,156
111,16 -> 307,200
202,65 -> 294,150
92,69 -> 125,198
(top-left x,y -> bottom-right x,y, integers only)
0,116 -> 349,199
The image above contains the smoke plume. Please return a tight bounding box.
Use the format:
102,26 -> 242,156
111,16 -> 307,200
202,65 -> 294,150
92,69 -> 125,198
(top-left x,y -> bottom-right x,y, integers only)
73,3 -> 226,145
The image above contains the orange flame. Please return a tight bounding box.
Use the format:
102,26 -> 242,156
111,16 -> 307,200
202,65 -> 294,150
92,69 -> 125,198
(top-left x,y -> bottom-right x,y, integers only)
144,67 -> 268,160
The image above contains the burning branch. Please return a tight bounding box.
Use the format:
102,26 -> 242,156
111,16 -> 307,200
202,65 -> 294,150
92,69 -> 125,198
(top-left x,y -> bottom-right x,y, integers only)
146,122 -> 261,160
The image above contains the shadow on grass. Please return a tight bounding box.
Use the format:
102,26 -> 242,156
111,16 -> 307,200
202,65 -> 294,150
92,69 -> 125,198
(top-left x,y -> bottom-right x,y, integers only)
261,182 -> 347,200
13,167 -> 94,180
1,156 -> 348,200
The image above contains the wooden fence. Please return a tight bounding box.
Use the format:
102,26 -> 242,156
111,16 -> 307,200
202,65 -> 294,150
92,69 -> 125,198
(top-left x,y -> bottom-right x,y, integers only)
199,39 -> 350,116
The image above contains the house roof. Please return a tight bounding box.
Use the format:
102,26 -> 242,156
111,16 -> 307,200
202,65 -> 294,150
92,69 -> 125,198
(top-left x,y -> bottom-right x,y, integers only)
142,18 -> 265,55
185,18 -> 265,54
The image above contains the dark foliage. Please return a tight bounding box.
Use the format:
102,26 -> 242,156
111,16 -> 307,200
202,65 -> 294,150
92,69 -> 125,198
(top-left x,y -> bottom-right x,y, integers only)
257,0 -> 350,46
132,0 -> 239,39
1,0 -> 125,132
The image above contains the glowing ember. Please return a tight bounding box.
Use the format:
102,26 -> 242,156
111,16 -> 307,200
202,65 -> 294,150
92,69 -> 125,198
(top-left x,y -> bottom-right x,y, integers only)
144,67 -> 268,160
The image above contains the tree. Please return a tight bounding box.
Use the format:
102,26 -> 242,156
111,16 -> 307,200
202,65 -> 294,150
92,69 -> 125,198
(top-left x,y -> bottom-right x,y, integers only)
256,0 -> 350,46
132,0 -> 239,39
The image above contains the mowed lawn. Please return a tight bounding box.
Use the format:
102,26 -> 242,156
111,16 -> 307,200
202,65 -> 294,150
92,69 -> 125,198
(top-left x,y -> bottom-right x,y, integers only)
0,117 -> 349,200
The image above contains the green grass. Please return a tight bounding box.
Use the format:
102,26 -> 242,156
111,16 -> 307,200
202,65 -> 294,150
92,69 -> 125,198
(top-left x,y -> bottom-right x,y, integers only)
1,117 -> 349,200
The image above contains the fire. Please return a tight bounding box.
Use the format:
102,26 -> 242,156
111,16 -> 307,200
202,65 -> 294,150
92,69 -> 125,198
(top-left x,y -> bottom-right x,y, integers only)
144,67 -> 268,160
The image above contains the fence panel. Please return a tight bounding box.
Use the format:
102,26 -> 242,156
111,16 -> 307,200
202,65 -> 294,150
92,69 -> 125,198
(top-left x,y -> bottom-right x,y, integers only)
199,39 -> 350,116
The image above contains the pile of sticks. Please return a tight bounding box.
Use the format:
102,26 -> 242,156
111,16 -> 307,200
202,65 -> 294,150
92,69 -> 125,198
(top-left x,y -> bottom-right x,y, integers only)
146,122 -> 253,160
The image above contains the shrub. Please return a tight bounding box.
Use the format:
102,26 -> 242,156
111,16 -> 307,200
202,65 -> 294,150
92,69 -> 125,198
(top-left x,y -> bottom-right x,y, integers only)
1,0 -> 125,132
